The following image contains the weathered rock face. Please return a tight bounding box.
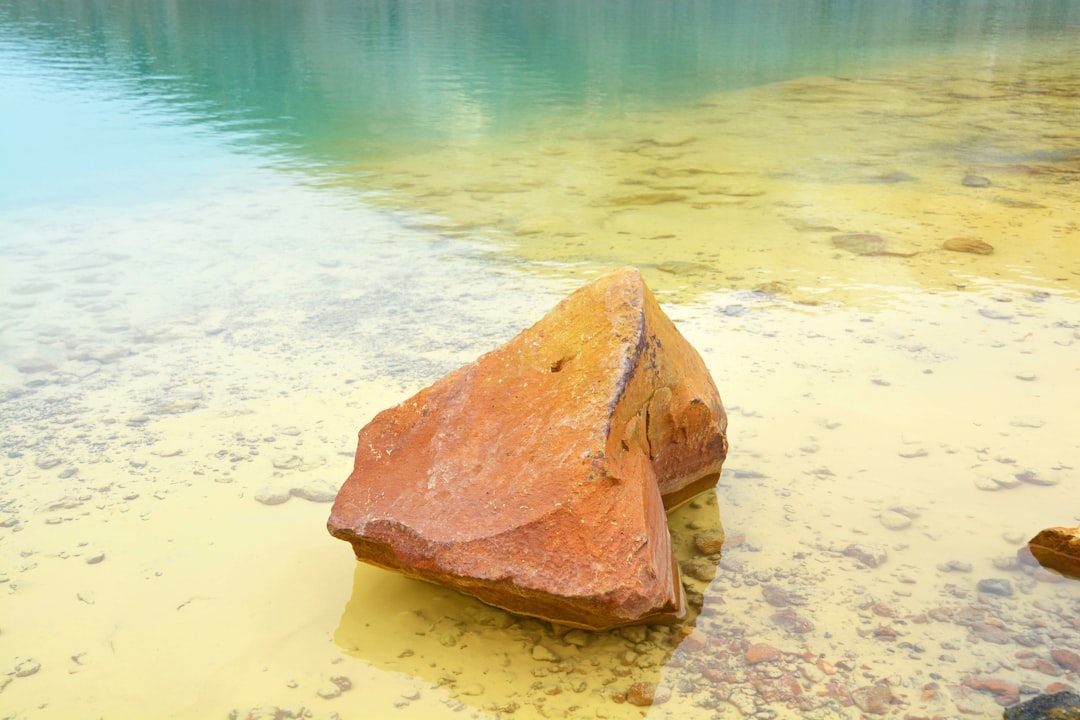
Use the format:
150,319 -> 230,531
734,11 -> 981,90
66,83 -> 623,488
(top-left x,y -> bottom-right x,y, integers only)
1002,690 -> 1080,720
1027,526 -> 1080,580
327,267 -> 728,631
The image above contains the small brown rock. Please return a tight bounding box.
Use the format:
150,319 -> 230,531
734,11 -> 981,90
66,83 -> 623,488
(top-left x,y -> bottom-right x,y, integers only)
943,237 -> 994,255
850,684 -> 893,714
745,643 -> 783,664
626,681 -> 669,706
1052,648 -> 1080,673
681,558 -> 717,582
694,530 -> 725,554
962,676 -> 1019,706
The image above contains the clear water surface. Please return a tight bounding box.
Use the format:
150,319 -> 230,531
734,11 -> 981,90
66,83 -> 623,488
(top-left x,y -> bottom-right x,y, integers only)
2,2 -> 1079,719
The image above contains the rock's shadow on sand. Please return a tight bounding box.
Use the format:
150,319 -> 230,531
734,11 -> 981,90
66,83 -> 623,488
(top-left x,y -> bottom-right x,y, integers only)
334,490 -> 725,714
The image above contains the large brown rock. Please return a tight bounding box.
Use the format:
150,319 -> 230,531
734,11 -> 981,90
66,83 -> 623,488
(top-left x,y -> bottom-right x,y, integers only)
1027,526 -> 1080,580
327,267 -> 728,630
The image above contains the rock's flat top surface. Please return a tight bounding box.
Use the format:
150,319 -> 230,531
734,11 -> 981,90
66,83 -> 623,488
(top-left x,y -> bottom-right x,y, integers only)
328,267 -> 727,630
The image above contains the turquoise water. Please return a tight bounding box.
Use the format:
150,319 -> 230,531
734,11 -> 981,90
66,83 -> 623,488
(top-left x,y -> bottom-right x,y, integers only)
4,0 -> 1080,208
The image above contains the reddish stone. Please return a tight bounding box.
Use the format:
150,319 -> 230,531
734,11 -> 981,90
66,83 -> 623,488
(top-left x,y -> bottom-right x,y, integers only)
851,684 -> 894,714
745,642 -> 783,664
777,675 -> 803,697
1046,682 -> 1075,694
961,676 -> 1020,706
327,268 -> 728,630
1052,648 -> 1080,673
1027,526 -> 1080,579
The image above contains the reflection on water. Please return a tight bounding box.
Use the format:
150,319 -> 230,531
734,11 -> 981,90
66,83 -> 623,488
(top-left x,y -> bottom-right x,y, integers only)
1,2 -> 1079,719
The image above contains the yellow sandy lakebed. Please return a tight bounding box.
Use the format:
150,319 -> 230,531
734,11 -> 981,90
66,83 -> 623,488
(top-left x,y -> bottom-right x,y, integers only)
2,43 -> 1080,720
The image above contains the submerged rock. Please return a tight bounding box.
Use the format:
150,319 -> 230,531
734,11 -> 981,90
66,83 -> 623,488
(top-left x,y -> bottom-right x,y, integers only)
327,268 -> 728,630
831,233 -> 918,257
944,236 -> 995,255
1027,526 -> 1080,580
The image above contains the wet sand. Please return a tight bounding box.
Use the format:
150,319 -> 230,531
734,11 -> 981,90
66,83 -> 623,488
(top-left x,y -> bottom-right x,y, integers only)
2,43 -> 1080,719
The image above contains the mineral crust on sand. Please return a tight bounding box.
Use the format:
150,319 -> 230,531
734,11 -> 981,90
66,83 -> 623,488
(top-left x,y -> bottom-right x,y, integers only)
327,267 -> 728,630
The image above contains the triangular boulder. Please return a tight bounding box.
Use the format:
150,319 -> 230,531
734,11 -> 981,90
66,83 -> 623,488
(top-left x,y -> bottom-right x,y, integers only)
327,267 -> 728,630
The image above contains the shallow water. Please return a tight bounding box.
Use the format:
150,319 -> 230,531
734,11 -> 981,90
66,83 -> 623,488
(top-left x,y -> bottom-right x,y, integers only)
2,2 -> 1080,719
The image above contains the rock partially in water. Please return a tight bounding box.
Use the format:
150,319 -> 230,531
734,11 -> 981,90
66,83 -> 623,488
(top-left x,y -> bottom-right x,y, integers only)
1027,525 -> 1080,579
1002,690 -> 1080,720
327,268 -> 728,630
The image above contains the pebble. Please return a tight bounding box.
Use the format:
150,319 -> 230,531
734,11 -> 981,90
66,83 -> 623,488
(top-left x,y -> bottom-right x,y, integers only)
844,543 -> 888,568
14,658 -> 41,677
979,307 -> 1014,320
745,643 -> 783,664
888,505 -> 921,519
898,447 -> 928,458
1052,648 -> 1080,672
977,578 -> 1013,596
1010,417 -> 1046,429
290,482 -> 337,503
992,474 -> 1023,489
254,487 -> 291,506
1015,469 -> 1059,486
1015,372 -> 1037,381
694,530 -> 725,554
962,174 -> 992,188
35,455 -> 62,470
761,584 -> 808,607
944,236 -> 994,254
272,455 -> 303,471
85,551 -> 105,565
832,233 -> 887,255
562,629 -> 588,648
626,681 -> 669,706
532,644 -> 558,662
771,608 -> 814,633
939,560 -> 973,573
851,684 -> 894,714
971,622 -> 1011,644
879,510 -> 912,530
681,558 -> 716,582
